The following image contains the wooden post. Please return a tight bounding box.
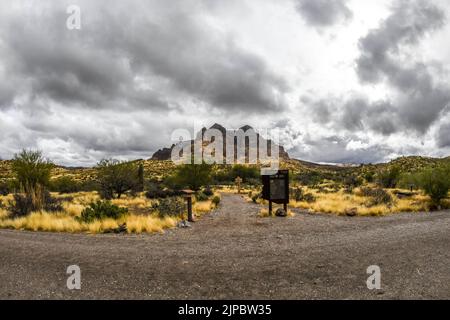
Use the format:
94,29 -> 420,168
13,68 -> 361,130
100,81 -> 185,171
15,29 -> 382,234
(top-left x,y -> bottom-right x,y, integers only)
269,200 -> 273,216
182,190 -> 195,222
283,202 -> 287,212
235,176 -> 242,194
186,196 -> 194,222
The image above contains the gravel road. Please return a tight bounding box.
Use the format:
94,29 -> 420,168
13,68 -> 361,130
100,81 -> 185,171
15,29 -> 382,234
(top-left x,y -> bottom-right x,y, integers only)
0,193 -> 449,299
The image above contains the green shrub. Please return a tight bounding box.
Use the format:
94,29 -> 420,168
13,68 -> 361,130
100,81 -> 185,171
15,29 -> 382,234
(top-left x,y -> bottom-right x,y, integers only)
151,197 -> 185,218
377,166 -> 401,188
0,180 -> 14,196
212,196 -> 221,207
171,163 -> 212,191
8,191 -> 63,217
203,186 -> 214,197
416,165 -> 450,208
303,193 -> 316,203
96,159 -> 141,199
196,192 -> 209,202
50,176 -> 82,194
360,187 -> 393,206
8,194 -> 34,217
12,149 -> 53,211
290,187 -> 316,203
144,182 -> 183,199
76,200 -> 128,223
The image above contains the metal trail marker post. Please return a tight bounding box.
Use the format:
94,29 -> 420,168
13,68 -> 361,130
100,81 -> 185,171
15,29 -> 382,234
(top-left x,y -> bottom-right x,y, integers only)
261,170 -> 289,216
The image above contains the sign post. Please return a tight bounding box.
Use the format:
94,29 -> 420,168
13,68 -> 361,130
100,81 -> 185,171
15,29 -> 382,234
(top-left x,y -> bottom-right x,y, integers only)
261,170 -> 289,216
235,176 -> 243,194
182,189 -> 195,222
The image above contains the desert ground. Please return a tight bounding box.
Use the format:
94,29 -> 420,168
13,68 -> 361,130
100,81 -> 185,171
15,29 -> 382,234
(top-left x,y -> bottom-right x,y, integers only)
1,193 -> 449,300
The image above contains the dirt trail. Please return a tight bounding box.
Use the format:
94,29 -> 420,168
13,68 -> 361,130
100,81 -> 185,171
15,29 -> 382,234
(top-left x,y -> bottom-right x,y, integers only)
0,193 -> 449,299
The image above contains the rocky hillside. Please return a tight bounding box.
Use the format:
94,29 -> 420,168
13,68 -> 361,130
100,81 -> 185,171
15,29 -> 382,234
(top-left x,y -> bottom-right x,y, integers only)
151,123 -> 290,161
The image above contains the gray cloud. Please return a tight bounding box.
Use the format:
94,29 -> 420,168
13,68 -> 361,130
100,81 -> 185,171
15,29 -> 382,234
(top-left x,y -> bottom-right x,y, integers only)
356,0 -> 449,133
295,0 -> 352,27
0,0 -> 288,114
437,122 -> 450,148
292,134 -> 394,164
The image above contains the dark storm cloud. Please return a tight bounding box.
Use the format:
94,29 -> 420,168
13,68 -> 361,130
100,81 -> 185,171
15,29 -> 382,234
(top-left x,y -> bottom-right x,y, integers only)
0,83 -> 14,108
437,122 -> 450,148
356,0 -> 450,133
0,0 -> 288,114
295,0 -> 352,27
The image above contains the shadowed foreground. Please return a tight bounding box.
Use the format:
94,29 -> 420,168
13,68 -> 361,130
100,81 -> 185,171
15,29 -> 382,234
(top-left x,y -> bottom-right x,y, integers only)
0,194 -> 449,299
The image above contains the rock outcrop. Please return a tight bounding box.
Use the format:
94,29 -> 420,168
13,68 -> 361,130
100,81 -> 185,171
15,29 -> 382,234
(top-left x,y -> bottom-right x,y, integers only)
150,124 -> 290,161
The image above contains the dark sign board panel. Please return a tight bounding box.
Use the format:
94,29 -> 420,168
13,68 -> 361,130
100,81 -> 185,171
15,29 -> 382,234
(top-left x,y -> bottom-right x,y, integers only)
262,170 -> 289,204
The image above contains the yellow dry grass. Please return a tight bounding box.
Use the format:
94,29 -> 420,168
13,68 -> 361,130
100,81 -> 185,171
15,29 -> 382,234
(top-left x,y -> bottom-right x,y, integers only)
0,191 -> 219,234
0,210 -> 178,234
289,187 -> 431,216
124,215 -> 177,233
111,195 -> 152,209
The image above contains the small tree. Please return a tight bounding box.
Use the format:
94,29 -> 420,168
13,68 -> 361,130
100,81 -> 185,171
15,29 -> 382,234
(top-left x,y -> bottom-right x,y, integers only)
12,149 -> 53,211
416,165 -> 450,209
132,163 -> 145,194
96,159 -> 139,199
377,165 -> 401,188
172,163 -> 212,191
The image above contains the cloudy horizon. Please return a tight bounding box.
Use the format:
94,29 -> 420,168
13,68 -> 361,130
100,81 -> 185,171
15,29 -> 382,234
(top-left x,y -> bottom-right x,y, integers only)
1,0 -> 450,166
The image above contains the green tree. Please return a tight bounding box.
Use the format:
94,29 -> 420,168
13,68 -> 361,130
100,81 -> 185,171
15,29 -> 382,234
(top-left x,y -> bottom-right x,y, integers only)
50,176 -> 81,194
230,165 -> 259,182
96,159 -> 139,199
172,163 -> 212,191
12,149 -> 53,211
134,163 -> 145,193
377,165 -> 401,188
416,165 -> 450,208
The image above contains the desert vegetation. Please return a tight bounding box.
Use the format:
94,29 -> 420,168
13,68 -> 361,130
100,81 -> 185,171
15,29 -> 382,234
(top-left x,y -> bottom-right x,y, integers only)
0,150 -> 220,233
0,150 -> 448,232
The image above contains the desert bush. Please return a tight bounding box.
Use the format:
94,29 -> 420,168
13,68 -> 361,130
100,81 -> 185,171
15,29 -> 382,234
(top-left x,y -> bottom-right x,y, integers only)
196,192 -> 209,202
291,188 -> 303,202
8,191 -> 63,217
76,200 -> 128,223
295,171 -> 323,186
96,159 -> 141,199
302,193 -> 316,203
416,165 -> 450,208
50,176 -> 82,194
145,182 -> 183,199
377,166 -> 401,188
8,194 -> 34,217
203,186 -> 214,197
151,197 -> 185,218
230,165 -> 259,182
171,163 -> 212,191
290,187 -> 316,203
343,175 -> 363,189
360,187 -> 393,206
0,180 -> 14,196
12,149 -> 53,211
363,171 -> 375,183
251,193 -> 261,203
133,164 -> 145,193
212,196 -> 221,207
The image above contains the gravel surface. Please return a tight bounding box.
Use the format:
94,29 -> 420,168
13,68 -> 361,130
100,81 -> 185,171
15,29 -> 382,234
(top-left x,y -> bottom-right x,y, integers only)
0,193 -> 449,299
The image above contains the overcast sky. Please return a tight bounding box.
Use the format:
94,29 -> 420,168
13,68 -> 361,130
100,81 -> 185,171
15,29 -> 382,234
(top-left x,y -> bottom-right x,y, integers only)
1,0 -> 450,166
